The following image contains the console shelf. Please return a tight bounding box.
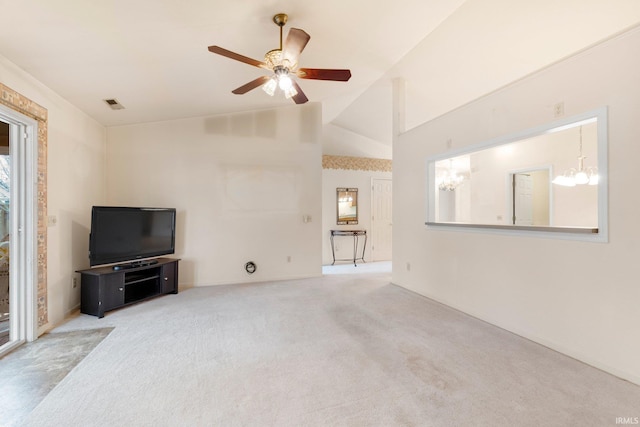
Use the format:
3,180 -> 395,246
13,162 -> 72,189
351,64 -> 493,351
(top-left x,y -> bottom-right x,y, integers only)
78,258 -> 179,318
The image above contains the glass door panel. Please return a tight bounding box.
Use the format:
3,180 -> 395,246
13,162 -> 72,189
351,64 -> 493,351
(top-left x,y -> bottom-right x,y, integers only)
0,120 -> 9,347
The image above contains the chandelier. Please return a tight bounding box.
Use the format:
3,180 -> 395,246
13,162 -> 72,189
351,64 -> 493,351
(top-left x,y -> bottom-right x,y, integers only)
552,126 -> 598,187
437,159 -> 465,191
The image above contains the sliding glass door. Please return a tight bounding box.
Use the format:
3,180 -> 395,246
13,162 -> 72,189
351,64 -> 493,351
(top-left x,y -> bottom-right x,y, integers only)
0,105 -> 38,356
0,120 -> 8,348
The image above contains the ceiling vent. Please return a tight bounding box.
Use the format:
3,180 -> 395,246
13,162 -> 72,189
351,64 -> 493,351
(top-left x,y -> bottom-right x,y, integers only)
104,98 -> 125,110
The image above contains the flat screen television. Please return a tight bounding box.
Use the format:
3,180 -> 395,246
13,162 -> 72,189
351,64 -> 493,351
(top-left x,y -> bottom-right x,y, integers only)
89,206 -> 176,267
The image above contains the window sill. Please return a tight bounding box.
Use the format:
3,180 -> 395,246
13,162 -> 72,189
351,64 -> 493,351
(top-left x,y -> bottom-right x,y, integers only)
425,222 -> 598,234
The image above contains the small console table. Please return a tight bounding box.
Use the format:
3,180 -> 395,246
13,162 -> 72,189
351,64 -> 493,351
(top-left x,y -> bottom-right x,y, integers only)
330,229 -> 367,266
77,258 -> 179,318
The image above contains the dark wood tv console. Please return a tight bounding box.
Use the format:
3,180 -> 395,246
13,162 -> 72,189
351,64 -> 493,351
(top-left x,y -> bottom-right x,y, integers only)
78,258 -> 179,318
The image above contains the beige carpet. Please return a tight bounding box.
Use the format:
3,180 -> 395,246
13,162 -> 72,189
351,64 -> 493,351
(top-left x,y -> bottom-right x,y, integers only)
0,328 -> 113,426
24,270 -> 640,426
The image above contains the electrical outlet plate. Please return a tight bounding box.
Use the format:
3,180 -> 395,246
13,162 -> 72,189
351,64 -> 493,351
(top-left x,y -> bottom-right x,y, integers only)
553,102 -> 564,117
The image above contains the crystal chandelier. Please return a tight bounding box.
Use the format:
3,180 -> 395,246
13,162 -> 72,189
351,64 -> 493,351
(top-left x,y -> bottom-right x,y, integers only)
438,159 -> 464,191
552,126 -> 598,187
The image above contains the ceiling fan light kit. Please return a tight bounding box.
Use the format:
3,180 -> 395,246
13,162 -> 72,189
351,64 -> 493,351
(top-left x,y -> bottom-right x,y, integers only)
207,13 -> 351,104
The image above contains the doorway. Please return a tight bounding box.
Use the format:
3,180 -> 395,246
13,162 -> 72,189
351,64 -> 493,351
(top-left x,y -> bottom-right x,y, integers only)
0,105 -> 38,356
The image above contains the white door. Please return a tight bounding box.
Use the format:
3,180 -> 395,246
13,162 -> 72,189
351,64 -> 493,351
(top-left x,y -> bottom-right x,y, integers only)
514,173 -> 533,225
371,178 -> 392,261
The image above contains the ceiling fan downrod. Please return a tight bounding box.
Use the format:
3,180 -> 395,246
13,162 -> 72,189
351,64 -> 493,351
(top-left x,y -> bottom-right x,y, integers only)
273,13 -> 288,50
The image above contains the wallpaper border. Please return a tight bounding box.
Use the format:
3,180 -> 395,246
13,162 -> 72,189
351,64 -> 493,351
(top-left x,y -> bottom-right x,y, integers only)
322,155 -> 392,172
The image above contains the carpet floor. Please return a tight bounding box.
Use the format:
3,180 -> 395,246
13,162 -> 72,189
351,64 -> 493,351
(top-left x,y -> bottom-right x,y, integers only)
0,328 -> 113,426
22,269 -> 640,426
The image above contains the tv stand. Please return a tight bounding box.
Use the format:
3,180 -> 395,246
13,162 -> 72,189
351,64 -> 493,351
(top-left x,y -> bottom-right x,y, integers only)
78,258 -> 179,318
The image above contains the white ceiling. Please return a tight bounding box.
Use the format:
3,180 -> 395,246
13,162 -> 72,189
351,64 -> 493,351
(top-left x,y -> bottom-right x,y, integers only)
0,0 -> 465,126
1,1 -> 639,157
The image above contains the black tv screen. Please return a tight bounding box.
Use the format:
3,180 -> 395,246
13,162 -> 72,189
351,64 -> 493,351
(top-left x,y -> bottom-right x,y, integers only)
89,206 -> 176,267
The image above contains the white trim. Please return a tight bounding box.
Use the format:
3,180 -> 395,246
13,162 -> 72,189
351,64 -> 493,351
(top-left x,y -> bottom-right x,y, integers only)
425,107 -> 608,242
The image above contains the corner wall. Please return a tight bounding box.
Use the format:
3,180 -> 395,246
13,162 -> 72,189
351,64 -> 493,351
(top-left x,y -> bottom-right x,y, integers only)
106,104 -> 323,287
393,27 -> 640,384
0,55 -> 107,333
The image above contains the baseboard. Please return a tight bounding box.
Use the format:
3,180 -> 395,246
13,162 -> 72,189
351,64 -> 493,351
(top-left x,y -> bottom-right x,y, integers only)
187,273 -> 323,288
391,282 -> 640,387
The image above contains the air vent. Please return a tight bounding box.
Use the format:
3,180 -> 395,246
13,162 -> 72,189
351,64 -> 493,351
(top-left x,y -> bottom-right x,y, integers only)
103,98 -> 125,110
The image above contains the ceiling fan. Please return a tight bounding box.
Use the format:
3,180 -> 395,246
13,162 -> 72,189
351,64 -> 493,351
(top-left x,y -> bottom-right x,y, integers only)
207,13 -> 352,104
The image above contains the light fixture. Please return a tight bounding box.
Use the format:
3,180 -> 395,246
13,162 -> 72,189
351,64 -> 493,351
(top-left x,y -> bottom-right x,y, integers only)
262,78 -> 277,96
284,85 -> 298,99
262,64 -> 299,99
278,74 -> 293,91
437,159 -> 465,191
552,126 -> 598,187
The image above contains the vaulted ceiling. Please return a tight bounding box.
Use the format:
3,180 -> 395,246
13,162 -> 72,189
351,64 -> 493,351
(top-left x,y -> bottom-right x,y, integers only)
1,1 -> 639,159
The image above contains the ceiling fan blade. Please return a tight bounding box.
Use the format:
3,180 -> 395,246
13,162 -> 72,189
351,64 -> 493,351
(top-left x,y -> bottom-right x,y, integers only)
208,45 -> 266,68
290,81 -> 309,104
282,28 -> 310,65
231,76 -> 271,94
297,68 -> 352,82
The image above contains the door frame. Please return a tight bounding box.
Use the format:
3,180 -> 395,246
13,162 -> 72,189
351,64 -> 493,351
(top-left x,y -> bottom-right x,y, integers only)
505,165 -> 553,227
0,104 -> 38,356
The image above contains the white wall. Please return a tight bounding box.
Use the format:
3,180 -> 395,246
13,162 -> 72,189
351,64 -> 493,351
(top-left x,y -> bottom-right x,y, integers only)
322,168 -> 392,265
393,27 -> 640,384
106,104 -> 323,287
0,55 -> 107,333
322,124 -> 392,159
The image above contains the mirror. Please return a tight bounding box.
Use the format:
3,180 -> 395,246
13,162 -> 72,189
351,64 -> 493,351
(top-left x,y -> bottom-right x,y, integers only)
426,108 -> 607,240
337,188 -> 358,225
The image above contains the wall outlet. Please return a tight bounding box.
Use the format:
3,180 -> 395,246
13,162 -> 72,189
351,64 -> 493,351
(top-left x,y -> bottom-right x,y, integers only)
553,102 -> 564,117
72,277 -> 78,289
47,215 -> 57,227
